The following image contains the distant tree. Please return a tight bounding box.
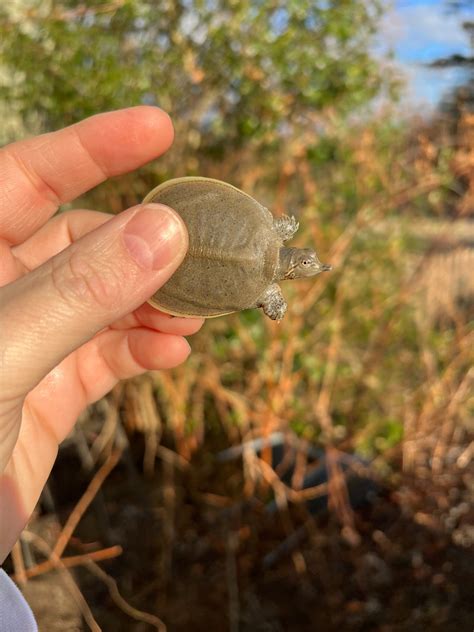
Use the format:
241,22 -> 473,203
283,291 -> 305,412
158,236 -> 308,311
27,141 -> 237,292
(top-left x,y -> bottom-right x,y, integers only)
423,5 -> 474,218
427,4 -> 474,113
0,0 -> 387,166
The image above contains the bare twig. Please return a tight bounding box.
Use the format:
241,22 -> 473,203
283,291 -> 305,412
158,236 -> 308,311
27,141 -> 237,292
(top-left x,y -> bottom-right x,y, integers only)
86,560 -> 167,632
53,450 -> 122,559
156,445 -> 190,471
13,546 -> 123,582
90,388 -> 122,462
432,367 -> 474,473
21,531 -> 101,632
11,541 -> 27,586
326,447 -> 357,538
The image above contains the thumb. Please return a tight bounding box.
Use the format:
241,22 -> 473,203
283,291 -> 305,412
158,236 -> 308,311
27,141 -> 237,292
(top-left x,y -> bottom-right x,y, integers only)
0,203 -> 188,398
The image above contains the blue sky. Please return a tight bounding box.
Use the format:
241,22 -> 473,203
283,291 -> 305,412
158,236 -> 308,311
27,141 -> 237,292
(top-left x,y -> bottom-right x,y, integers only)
378,0 -> 473,109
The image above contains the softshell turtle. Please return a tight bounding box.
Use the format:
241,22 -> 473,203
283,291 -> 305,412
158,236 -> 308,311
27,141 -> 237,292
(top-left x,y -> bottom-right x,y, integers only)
143,177 -> 331,320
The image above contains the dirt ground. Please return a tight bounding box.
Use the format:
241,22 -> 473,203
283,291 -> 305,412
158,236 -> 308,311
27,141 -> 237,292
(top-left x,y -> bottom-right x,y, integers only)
6,430 -> 474,632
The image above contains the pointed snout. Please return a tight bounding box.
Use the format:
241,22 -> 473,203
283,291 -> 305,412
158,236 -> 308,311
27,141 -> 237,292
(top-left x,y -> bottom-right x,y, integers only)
319,262 -> 332,272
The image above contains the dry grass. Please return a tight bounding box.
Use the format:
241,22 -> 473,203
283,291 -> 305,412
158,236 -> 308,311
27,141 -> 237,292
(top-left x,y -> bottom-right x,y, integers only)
8,110 -> 474,630
120,110 -> 473,475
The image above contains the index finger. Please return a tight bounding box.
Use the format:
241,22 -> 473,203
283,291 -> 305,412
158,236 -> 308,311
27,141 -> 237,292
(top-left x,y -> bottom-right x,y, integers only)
0,106 -> 174,245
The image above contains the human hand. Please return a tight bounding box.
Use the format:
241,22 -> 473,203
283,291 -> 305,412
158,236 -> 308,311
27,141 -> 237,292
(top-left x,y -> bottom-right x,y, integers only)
0,107 -> 203,561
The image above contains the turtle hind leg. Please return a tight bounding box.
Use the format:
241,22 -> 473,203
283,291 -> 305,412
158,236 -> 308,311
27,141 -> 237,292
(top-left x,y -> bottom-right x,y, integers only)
256,283 -> 287,321
273,215 -> 299,242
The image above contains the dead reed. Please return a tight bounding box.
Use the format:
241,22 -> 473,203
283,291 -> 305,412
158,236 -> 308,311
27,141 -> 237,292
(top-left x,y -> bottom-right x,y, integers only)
9,110 -> 473,630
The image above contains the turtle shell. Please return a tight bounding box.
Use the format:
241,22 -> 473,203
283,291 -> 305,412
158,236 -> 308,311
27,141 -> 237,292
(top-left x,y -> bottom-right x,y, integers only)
143,177 -> 281,317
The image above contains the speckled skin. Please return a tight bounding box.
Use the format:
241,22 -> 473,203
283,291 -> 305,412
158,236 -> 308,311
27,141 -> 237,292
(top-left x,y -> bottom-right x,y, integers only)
143,177 -> 330,319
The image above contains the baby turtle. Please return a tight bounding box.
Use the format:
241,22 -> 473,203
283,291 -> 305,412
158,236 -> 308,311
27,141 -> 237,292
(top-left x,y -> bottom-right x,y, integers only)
143,177 -> 331,320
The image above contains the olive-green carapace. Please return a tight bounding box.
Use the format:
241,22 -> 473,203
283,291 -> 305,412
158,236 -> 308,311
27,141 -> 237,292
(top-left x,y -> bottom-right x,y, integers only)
143,177 -> 331,320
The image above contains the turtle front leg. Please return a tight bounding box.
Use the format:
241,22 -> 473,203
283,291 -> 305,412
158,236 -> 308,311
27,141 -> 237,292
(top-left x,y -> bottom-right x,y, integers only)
273,215 -> 299,242
256,283 -> 287,321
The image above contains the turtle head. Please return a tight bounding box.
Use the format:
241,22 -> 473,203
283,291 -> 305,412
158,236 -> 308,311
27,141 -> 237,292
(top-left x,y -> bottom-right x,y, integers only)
279,247 -> 332,280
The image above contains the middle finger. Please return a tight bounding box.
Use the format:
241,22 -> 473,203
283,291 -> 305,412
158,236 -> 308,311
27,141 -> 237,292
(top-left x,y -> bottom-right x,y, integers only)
12,208 -> 112,271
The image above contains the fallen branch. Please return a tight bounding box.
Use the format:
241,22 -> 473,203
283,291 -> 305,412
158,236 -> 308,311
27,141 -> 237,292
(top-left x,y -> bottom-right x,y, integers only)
21,531 -> 101,632
86,560 -> 167,631
13,545 -> 123,582
53,450 -> 122,559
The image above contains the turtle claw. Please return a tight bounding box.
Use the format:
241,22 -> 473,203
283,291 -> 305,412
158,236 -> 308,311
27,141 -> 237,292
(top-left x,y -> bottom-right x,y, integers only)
258,283 -> 288,321
273,215 -> 300,242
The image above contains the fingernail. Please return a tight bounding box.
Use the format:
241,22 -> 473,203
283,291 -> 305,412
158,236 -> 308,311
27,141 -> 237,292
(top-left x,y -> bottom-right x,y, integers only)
123,204 -> 186,270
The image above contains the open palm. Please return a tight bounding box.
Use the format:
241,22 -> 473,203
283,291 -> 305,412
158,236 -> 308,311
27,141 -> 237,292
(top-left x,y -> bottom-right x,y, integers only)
0,107 -> 203,561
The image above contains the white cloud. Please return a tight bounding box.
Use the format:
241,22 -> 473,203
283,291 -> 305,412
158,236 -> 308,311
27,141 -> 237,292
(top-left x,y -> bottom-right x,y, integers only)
377,0 -> 472,108
380,2 -> 469,54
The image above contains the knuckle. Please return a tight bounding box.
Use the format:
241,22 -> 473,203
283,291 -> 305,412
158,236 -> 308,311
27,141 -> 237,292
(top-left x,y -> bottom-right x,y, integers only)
50,250 -> 125,311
